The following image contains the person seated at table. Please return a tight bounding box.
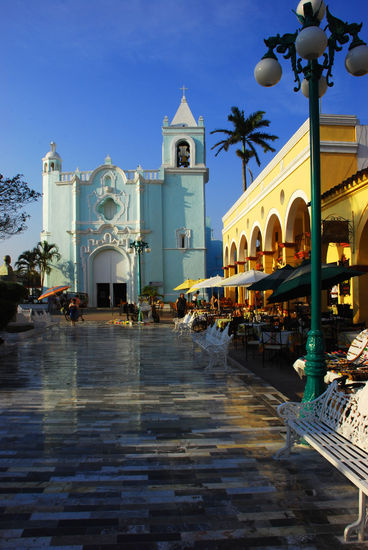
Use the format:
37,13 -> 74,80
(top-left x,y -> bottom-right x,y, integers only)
283,316 -> 298,331
233,306 -> 243,317
210,294 -> 218,310
192,290 -> 200,308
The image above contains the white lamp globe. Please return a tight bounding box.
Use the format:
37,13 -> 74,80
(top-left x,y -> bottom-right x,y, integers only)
254,57 -> 282,87
345,44 -> 368,76
295,26 -> 328,60
301,75 -> 327,97
296,0 -> 326,21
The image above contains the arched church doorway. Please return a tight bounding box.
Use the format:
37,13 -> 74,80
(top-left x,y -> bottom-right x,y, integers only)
92,248 -> 128,307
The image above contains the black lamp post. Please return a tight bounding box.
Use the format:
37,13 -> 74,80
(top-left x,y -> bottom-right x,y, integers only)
129,238 -> 151,322
254,0 -> 368,402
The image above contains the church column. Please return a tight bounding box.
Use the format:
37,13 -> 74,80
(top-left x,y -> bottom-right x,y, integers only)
135,168 -> 145,235
236,261 -> 246,304
228,264 -> 236,302
42,172 -> 50,235
72,177 -> 80,291
246,257 -> 257,307
263,253 -> 274,308
223,266 -> 229,298
281,242 -> 297,266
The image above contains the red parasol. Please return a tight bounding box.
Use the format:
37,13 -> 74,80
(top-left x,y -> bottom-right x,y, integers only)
38,285 -> 70,300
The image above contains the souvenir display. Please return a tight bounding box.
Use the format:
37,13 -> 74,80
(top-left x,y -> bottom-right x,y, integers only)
294,329 -> 368,382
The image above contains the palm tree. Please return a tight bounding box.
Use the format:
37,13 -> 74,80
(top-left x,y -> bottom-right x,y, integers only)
34,241 -> 61,290
15,249 -> 40,293
210,107 -> 278,192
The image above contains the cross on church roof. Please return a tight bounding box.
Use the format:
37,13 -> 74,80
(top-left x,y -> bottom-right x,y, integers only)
180,85 -> 188,99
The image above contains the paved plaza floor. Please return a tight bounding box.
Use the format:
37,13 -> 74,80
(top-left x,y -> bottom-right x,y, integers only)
0,323 -> 365,549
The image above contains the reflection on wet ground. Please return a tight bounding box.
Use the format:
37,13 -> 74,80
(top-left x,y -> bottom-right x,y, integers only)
0,323 -> 364,549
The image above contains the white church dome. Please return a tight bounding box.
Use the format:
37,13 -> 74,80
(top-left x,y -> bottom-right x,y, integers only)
44,141 -> 61,160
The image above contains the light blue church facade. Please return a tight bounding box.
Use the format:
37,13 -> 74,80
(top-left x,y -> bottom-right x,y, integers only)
41,95 -> 210,307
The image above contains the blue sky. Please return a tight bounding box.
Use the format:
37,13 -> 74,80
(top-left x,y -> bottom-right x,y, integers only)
1,0 -> 368,264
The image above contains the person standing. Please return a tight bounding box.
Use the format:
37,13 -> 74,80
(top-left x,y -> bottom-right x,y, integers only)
68,298 -> 79,327
175,293 -> 187,318
75,294 -> 85,321
47,295 -> 55,314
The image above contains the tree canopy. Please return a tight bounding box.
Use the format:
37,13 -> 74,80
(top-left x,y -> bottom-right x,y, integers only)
0,174 -> 41,239
35,241 -> 61,290
210,107 -> 278,192
15,241 -> 61,291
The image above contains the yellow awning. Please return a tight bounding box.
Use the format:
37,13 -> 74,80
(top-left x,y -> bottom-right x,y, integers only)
185,279 -> 206,294
173,279 -> 199,291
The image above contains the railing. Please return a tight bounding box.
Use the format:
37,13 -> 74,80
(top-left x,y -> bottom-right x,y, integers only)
125,170 -> 136,180
59,172 -> 74,182
59,171 -> 93,182
59,169 -> 160,182
144,170 -> 160,180
125,170 -> 160,180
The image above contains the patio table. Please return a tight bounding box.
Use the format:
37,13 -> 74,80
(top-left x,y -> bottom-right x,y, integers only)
216,318 -> 231,330
337,330 -> 361,349
239,322 -> 268,338
262,330 -> 295,346
293,352 -> 368,383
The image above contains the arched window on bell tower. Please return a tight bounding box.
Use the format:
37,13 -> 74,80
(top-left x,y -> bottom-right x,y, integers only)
176,140 -> 190,168
42,141 -> 62,173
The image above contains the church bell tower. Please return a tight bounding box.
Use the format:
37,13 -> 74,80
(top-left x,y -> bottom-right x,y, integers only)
160,88 -> 209,297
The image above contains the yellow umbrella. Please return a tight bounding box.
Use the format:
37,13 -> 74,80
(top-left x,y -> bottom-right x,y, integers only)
173,279 -> 199,291
186,279 -> 206,294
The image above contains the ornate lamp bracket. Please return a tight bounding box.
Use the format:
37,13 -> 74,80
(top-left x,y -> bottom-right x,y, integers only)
261,5 -> 368,91
263,32 -> 303,91
324,7 -> 367,86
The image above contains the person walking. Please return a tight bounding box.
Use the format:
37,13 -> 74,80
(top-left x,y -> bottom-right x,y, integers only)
68,298 -> 79,327
75,294 -> 85,321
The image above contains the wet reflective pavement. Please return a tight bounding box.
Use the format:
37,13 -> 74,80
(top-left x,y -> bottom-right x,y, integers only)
0,323 -> 364,549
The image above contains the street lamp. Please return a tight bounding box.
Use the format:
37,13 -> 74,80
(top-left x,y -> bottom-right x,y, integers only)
129,238 -> 151,322
255,1 -> 368,401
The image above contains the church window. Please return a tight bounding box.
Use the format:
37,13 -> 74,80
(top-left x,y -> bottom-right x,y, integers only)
50,162 -> 55,171
176,227 -> 191,249
176,140 -> 190,168
101,172 -> 115,191
103,198 -> 117,220
97,197 -> 119,220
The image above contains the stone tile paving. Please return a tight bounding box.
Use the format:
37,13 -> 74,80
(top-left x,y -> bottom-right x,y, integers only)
0,323 -> 365,549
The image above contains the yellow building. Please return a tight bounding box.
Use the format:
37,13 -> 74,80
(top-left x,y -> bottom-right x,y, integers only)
222,114 -> 368,322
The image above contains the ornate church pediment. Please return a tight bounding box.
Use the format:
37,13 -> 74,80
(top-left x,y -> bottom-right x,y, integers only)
96,197 -> 120,220
81,230 -> 129,255
89,189 -> 129,224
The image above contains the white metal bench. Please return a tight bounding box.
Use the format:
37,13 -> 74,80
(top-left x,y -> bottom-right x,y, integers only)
275,380 -> 368,542
173,313 -> 196,335
192,322 -> 218,346
192,324 -> 233,369
173,312 -> 190,332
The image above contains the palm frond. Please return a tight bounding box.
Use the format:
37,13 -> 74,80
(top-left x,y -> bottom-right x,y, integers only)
210,105 -> 278,190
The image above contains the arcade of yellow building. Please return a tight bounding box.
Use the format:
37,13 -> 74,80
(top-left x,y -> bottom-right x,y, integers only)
222,114 -> 368,323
